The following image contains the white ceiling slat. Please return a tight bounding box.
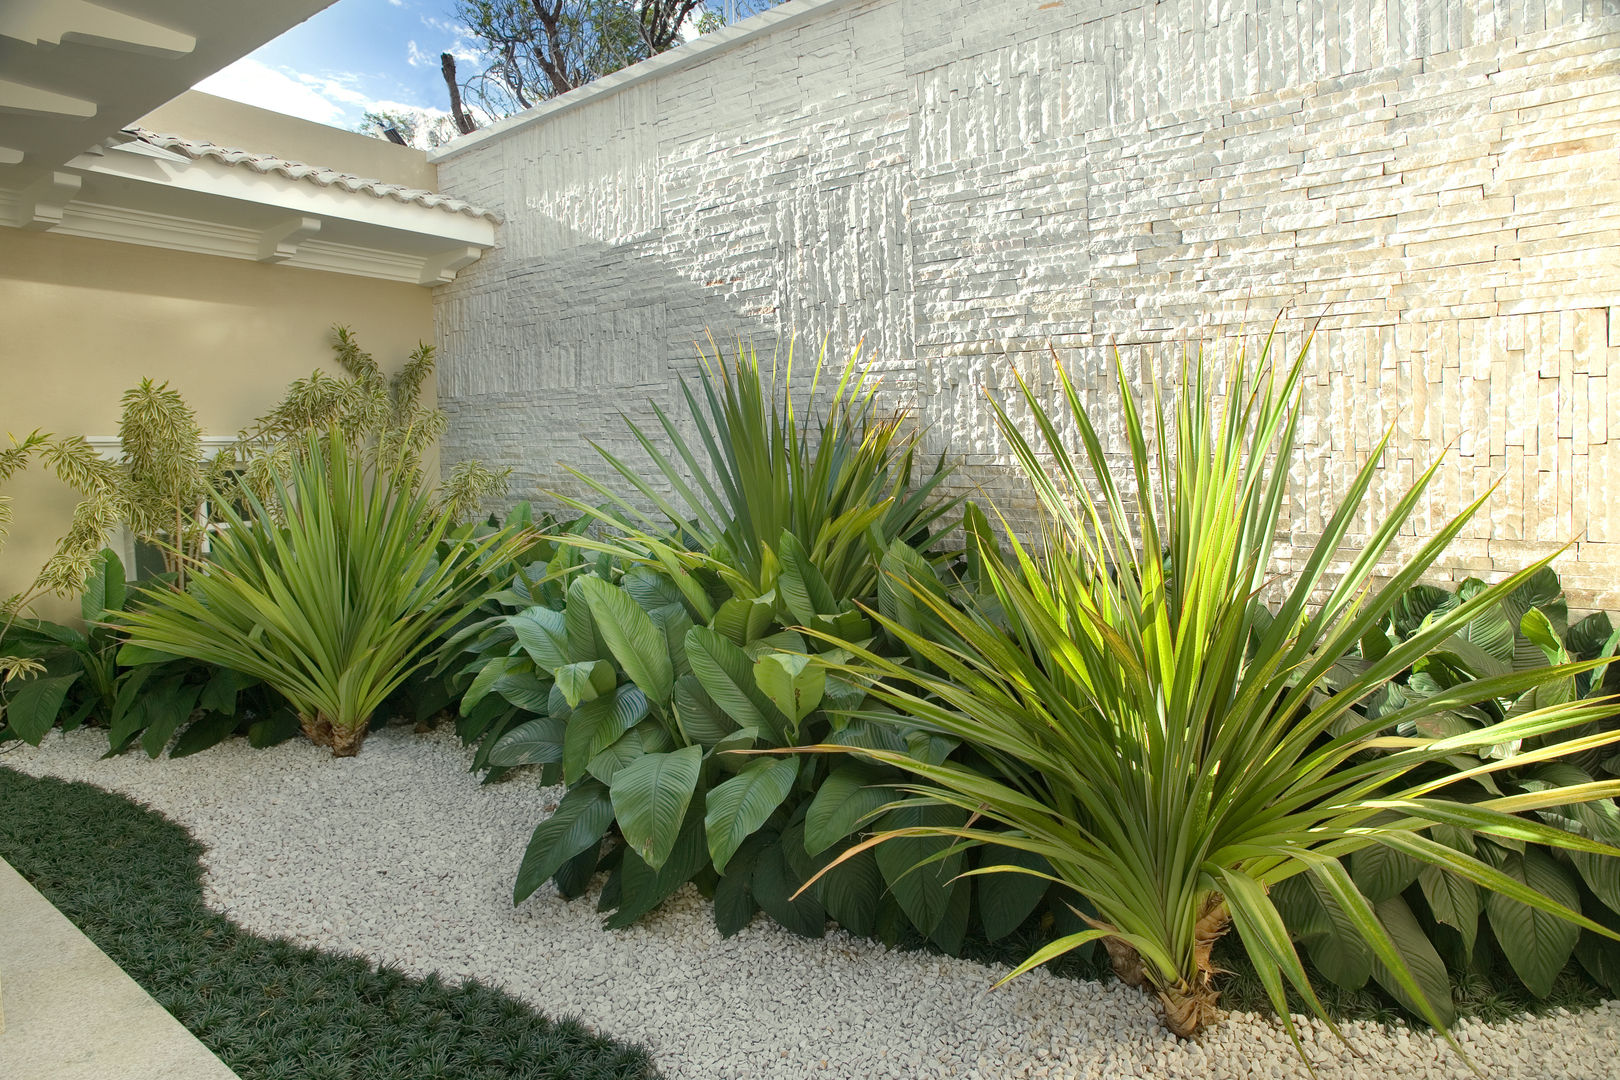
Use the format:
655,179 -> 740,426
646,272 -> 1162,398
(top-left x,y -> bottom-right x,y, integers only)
0,0 -> 196,57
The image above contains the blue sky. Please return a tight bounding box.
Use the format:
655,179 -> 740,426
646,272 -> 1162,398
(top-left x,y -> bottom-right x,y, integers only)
194,0 -> 480,134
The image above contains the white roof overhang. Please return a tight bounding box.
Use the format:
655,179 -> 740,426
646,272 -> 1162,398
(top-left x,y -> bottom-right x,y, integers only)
0,134 -> 496,284
0,0 -> 334,185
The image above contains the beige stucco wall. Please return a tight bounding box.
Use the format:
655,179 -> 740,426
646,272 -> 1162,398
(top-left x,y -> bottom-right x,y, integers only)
0,227 -> 435,622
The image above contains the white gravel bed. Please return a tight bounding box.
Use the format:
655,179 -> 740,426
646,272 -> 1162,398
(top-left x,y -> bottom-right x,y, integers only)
5,725 -> 1618,1079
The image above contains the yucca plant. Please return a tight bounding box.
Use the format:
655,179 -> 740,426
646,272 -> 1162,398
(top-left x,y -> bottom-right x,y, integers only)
556,338 -> 955,614
806,331 -> 1620,1050
119,429 -> 531,756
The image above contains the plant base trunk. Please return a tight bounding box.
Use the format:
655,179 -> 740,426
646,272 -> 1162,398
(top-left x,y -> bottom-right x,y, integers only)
1157,980 -> 1222,1038
1102,934 -> 1148,989
1088,895 -> 1232,1039
300,714 -> 368,757
1158,895 -> 1232,1038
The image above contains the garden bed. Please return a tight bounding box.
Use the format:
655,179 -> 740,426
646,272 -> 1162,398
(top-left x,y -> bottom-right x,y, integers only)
6,726 -> 1617,1080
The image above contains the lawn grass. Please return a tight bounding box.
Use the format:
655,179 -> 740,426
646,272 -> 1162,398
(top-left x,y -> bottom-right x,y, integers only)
0,766 -> 658,1080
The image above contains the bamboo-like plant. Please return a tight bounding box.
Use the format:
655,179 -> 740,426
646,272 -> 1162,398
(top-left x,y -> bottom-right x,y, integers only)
118,429 -> 531,755
808,331 -> 1620,1049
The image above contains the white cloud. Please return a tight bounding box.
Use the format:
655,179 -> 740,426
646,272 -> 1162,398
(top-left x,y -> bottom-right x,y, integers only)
195,58 -> 454,139
406,39 -> 431,67
194,58 -> 348,126
296,71 -> 374,108
387,0 -> 404,6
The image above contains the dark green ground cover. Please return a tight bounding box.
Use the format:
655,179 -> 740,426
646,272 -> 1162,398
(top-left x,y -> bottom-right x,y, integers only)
0,765 -> 657,1080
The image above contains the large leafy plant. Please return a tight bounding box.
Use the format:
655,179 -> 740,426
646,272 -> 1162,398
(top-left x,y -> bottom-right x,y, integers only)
458,342 -> 983,943
1279,568 -> 1620,1001
0,548 -> 288,754
118,430 -> 531,756
556,338 -> 954,608
807,334 -> 1620,1048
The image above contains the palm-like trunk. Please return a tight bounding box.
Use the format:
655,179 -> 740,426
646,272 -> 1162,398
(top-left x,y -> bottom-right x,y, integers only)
300,713 -> 368,757
1094,895 -> 1232,1038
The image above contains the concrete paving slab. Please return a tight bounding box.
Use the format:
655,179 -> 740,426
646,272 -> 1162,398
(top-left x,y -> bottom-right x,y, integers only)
0,857 -> 241,1080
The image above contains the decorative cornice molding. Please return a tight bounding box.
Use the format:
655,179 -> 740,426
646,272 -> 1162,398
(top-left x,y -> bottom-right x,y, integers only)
0,138 -> 497,285
0,193 -> 451,285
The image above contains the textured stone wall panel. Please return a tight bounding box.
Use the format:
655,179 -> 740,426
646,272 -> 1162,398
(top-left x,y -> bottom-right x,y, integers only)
435,0 -> 1620,609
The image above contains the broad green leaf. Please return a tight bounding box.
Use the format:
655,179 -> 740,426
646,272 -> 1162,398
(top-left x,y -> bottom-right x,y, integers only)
751,834 -> 825,938
814,845 -> 883,937
1484,847 -> 1581,997
685,625 -> 784,741
1418,826 -> 1482,958
140,679 -> 202,758
4,672 -> 79,745
587,725 -> 649,785
621,566 -> 686,612
489,715 -> 568,767
753,651 -> 825,725
198,667 -> 248,717
510,606 -> 570,671
1576,928 -> 1620,991
611,745 -> 703,870
804,765 -> 892,855
1369,896 -> 1456,1027
875,804 -> 966,936
1352,842 -> 1422,903
562,684 -> 648,783
81,548 -> 125,621
580,577 -> 674,705
704,756 -> 799,872
1272,875 -> 1373,990
170,710 -> 240,758
712,595 -> 774,646
604,802 -> 708,928
713,868 -> 757,937
565,576 -> 602,663
491,668 -> 551,713
1567,612 -> 1615,660
878,540 -> 944,637
977,845 -> 1052,941
1520,608 -> 1569,665
777,530 -> 837,623
651,603 -> 694,680
554,659 -> 616,707
461,654 -> 520,715
672,673 -> 738,746
514,780 -> 614,903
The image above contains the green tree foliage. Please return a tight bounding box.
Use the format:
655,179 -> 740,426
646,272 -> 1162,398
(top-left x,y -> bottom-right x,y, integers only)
446,0 -> 786,122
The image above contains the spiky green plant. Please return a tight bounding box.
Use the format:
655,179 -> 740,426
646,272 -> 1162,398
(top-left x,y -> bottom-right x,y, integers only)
807,332 -> 1620,1051
556,338 -> 954,616
118,429 -> 532,755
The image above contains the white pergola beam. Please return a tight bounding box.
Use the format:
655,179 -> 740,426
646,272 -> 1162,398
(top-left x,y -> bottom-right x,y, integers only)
0,79 -> 97,119
0,0 -> 196,56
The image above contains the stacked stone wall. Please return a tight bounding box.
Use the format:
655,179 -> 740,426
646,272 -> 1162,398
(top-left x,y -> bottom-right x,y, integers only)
433,0 -> 1620,608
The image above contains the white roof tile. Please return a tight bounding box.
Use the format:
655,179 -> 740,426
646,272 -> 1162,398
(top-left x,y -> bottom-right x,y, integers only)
123,127 -> 503,223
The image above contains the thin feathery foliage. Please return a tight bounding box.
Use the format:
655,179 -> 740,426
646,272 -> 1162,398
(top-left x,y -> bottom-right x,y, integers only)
222,327 -> 498,520
807,329 -> 1620,1056
118,429 -> 533,755
557,338 -> 955,614
0,766 -> 658,1080
0,431 -> 124,614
